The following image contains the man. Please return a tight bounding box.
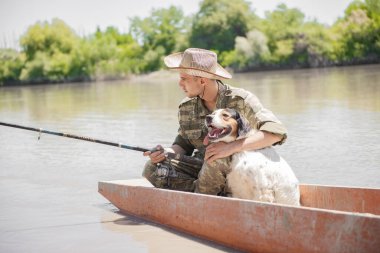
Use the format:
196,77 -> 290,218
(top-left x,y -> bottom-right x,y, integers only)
143,48 -> 287,195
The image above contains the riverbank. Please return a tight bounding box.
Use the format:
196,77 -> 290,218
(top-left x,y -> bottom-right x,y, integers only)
1,62 -> 379,87
234,57 -> 380,73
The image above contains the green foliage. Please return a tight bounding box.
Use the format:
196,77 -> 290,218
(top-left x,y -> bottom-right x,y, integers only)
129,5 -> 190,72
221,29 -> 270,70
20,19 -> 78,61
3,19 -> 145,84
256,4 -> 305,65
332,0 -> 380,63
299,22 -> 335,66
84,27 -> 145,79
190,0 -> 256,52
130,6 -> 190,53
19,19 -> 81,82
365,0 -> 380,16
259,4 -> 305,51
19,51 -> 72,82
0,49 -> 25,85
1,0 -> 380,85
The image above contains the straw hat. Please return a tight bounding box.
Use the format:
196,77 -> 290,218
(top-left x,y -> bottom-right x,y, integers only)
164,48 -> 232,79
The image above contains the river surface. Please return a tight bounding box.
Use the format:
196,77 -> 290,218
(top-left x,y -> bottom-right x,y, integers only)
0,65 -> 380,252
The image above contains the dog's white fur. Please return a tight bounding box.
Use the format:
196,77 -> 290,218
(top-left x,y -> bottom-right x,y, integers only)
205,109 -> 300,205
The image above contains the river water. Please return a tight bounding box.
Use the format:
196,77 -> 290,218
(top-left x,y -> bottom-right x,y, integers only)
0,65 -> 379,252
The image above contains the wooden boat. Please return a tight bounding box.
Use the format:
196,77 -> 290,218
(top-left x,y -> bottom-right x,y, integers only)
98,179 -> 380,253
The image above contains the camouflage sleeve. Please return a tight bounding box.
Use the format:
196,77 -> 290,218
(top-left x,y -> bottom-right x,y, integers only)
243,92 -> 288,145
172,133 -> 195,156
175,98 -> 201,155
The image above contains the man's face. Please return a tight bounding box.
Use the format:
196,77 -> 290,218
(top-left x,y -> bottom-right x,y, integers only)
179,73 -> 203,98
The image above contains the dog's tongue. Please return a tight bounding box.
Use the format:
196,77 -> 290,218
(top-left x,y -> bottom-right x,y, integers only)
203,135 -> 209,145
204,128 -> 223,145
203,128 -> 224,146
209,128 -> 223,138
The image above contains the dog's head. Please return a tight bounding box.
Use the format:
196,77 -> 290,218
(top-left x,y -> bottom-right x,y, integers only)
204,108 -> 251,145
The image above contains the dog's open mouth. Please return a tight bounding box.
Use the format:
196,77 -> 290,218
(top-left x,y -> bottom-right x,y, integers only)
207,125 -> 232,140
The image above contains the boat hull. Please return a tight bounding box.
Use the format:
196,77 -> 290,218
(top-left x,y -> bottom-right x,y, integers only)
98,179 -> 380,253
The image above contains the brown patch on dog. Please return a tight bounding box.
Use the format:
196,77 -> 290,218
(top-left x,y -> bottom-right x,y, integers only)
222,111 -> 238,140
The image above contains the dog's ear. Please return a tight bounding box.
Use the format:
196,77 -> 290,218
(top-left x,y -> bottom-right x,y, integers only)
229,109 -> 251,137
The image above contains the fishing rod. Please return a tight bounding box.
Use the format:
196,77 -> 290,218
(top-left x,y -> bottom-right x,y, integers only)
0,121 -> 203,167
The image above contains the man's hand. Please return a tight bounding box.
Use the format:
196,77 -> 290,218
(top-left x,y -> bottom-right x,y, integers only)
204,141 -> 239,163
143,144 -> 186,164
143,145 -> 166,164
204,131 -> 282,163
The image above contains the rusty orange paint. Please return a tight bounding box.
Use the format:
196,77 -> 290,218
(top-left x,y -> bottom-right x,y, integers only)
299,184 -> 380,215
98,179 -> 380,253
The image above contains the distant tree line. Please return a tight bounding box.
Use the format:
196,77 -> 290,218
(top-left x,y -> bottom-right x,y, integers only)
1,0 -> 379,85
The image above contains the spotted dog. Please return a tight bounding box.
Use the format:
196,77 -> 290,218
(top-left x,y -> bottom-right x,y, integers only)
204,108 -> 300,205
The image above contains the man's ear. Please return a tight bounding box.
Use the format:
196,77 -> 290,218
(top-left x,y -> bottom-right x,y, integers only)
200,77 -> 206,86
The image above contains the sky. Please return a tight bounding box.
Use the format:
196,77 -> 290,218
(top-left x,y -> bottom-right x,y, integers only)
0,0 -> 354,48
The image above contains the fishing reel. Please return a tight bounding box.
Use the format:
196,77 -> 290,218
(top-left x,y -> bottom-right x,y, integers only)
155,161 -> 178,179
156,163 -> 172,179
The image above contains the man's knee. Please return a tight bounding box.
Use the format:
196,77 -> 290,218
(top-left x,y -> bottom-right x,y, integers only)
195,158 -> 231,195
142,160 -> 155,178
142,160 -> 195,192
142,161 -> 166,188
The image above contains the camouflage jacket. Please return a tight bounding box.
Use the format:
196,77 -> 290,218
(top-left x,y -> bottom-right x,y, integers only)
173,82 -> 287,159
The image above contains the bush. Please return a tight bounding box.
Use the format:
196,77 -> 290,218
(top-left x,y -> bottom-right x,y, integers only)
0,49 -> 25,85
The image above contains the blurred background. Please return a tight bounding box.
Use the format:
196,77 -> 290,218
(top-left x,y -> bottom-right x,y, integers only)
1,0 -> 379,85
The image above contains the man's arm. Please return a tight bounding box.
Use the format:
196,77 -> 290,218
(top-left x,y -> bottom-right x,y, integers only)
204,130 -> 280,163
243,92 -> 287,145
166,144 -> 187,155
231,130 -> 281,153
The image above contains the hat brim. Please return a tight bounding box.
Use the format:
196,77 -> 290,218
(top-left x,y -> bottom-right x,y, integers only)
164,52 -> 232,80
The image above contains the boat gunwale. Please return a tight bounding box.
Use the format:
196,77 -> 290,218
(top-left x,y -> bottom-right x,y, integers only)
98,179 -> 380,253
98,180 -> 380,218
